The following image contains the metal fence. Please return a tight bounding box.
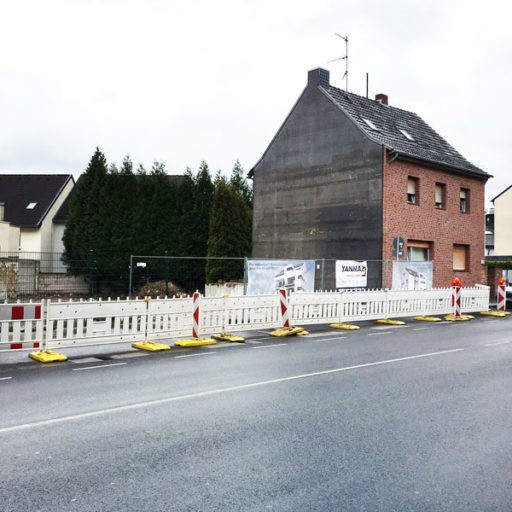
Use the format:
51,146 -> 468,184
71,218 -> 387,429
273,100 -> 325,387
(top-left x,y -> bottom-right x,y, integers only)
1,252 -> 396,300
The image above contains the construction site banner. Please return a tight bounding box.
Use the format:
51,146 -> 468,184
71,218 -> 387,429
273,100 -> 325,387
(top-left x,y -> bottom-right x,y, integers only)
335,260 -> 368,288
392,261 -> 433,290
246,260 -> 315,295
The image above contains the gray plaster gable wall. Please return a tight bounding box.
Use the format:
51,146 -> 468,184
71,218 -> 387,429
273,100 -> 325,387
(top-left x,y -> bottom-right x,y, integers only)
252,75 -> 384,276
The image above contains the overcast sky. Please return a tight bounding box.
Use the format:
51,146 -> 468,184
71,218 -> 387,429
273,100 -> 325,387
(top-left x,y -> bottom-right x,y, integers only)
0,0 -> 509,207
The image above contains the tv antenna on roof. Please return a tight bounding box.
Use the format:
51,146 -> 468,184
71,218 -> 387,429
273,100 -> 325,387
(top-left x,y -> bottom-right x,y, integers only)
328,33 -> 348,91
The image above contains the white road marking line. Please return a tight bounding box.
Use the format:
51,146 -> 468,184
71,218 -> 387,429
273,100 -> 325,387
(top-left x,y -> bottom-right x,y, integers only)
484,340 -> 511,347
412,327 -> 433,331
251,343 -> 288,349
0,348 -> 464,435
367,331 -> 393,336
110,352 -> 150,359
174,353 -> 214,359
305,332 -> 344,339
309,335 -> 347,340
204,344 -> 245,349
0,377 -> 13,381
72,362 -> 127,371
70,357 -> 104,364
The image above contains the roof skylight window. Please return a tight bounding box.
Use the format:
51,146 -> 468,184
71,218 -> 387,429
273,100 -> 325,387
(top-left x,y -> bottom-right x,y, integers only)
362,118 -> 379,131
399,128 -> 414,141
26,202 -> 37,209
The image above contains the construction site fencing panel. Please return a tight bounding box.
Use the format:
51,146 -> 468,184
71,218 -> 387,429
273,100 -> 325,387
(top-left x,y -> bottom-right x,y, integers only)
146,297 -> 194,341
45,299 -> 148,350
0,302 -> 44,352
199,294 -> 280,334
0,286 -> 491,356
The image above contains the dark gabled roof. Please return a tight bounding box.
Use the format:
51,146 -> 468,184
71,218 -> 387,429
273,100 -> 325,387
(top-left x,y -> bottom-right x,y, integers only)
249,68 -> 491,180
321,85 -> 490,179
0,174 -> 74,228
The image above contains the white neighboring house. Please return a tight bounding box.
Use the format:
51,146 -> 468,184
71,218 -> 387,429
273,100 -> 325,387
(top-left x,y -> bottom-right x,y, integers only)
0,202 -> 20,252
492,185 -> 512,297
493,185 -> 512,257
0,174 -> 74,271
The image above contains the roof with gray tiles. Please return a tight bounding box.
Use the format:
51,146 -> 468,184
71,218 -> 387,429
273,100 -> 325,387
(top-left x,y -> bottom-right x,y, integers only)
321,84 -> 490,179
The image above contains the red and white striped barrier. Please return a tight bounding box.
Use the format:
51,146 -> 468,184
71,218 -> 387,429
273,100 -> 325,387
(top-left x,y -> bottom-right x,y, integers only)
192,291 -> 200,338
451,277 -> 462,318
497,278 -> 506,312
0,302 -> 43,351
0,303 -> 41,321
279,288 -> 290,328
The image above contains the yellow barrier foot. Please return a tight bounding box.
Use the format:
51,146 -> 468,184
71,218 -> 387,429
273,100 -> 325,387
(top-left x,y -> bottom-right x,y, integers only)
413,316 -> 442,322
174,338 -> 217,347
375,319 -> 406,326
132,341 -> 171,352
444,314 -> 473,322
330,323 -> 361,330
29,350 -> 68,363
479,311 -> 511,318
211,333 -> 245,342
270,326 -> 308,337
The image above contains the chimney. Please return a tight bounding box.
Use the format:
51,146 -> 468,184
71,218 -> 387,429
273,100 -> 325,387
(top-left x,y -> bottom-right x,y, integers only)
308,68 -> 330,88
375,93 -> 388,105
0,202 -> 4,222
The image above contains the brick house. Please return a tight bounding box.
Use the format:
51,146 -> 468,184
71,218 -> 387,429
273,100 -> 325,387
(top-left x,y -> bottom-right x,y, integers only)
249,68 -> 490,288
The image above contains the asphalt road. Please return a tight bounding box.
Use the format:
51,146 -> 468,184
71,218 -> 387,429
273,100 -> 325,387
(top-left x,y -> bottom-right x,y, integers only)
1,316 -> 512,511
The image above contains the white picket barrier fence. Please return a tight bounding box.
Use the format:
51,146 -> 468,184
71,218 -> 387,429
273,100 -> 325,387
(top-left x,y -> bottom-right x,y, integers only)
0,302 -> 44,352
0,286 -> 490,354
45,298 -> 149,349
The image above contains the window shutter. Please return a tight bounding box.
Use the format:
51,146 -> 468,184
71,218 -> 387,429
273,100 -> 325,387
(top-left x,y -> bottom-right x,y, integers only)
435,186 -> 443,204
453,245 -> 466,271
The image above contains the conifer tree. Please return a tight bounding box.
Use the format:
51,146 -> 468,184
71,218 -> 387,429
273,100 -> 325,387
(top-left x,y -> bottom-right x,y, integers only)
63,147 -> 109,279
206,168 -> 252,283
230,159 -> 253,208
177,162 -> 214,290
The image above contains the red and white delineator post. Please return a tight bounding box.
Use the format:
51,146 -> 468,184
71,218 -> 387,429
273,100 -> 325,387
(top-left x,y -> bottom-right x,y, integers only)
451,277 -> 462,318
174,291 -> 217,347
497,277 -> 506,312
279,288 -> 290,328
192,291 -> 200,338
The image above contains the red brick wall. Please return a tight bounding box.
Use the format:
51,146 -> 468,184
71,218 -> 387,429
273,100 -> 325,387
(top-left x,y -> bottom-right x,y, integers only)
382,153 -> 487,288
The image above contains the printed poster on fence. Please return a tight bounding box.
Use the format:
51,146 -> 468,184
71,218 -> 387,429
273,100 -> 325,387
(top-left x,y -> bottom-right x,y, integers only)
392,261 -> 433,290
335,260 -> 368,288
246,259 -> 315,295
